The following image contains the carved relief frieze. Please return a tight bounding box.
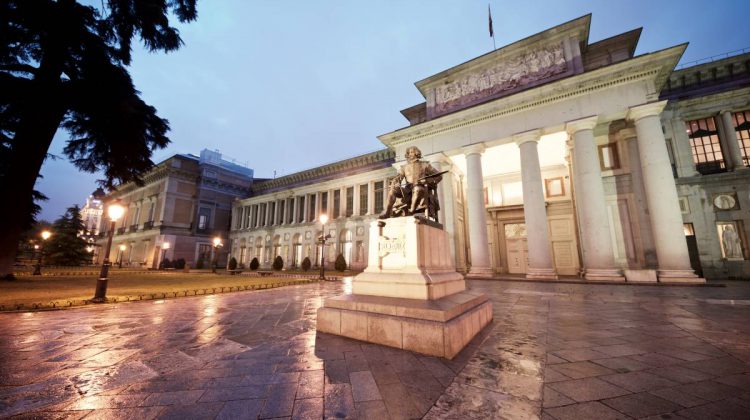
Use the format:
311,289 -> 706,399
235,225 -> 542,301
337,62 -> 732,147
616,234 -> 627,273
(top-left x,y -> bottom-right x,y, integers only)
431,43 -> 568,117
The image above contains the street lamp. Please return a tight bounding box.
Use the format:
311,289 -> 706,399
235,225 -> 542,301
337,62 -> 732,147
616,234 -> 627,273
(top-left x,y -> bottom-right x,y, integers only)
33,230 -> 51,276
160,242 -> 170,269
92,202 -> 125,303
318,214 -> 332,280
117,244 -> 127,269
212,237 -> 223,273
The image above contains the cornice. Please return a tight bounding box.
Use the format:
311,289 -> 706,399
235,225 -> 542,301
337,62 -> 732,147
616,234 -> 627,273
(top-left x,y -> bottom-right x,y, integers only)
379,44 -> 685,148
251,149 -> 395,194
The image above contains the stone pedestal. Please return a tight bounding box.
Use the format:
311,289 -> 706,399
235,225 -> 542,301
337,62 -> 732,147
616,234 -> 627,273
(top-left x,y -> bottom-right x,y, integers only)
317,216 -> 492,359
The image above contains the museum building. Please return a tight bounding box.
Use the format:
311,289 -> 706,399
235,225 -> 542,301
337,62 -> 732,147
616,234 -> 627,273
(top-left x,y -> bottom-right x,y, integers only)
97,149 -> 254,268
231,15 -> 750,281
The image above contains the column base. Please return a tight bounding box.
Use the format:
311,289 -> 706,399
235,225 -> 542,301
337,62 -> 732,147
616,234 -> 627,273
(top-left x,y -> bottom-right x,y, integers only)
658,269 -> 705,284
526,267 -> 558,280
467,266 -> 494,278
584,268 -> 625,282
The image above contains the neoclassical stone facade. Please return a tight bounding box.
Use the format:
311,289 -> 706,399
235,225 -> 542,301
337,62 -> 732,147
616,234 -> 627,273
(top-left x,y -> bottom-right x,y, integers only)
231,15 -> 750,281
97,149 -> 254,268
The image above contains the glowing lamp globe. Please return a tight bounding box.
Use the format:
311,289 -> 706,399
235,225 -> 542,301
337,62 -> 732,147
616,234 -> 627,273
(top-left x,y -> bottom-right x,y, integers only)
41,230 -> 51,240
108,203 -> 125,221
319,214 -> 328,225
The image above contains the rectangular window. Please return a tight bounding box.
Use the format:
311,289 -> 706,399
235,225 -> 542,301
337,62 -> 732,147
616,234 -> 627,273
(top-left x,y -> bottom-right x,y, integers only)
733,110 -> 750,166
259,203 -> 266,226
686,117 -> 725,174
346,187 -> 354,217
359,184 -> 368,216
598,144 -> 620,170
334,190 -> 341,218
197,207 -> 211,231
279,201 -> 285,224
308,194 -> 316,222
287,198 -> 294,224
147,202 -> 155,222
374,181 -> 384,213
269,202 -> 276,226
545,177 -> 565,198
297,196 -> 305,223
321,192 -> 328,214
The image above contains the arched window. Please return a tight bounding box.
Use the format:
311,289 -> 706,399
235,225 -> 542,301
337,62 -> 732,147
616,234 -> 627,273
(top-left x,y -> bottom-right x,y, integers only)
254,237 -> 263,261
339,229 -> 352,268
292,233 -> 302,267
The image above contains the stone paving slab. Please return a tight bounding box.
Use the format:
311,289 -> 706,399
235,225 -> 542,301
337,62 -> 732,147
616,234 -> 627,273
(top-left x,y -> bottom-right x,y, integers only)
2,280 -> 750,419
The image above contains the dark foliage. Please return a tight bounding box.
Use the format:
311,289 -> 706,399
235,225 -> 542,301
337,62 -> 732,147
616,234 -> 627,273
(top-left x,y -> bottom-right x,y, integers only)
249,257 -> 259,270
301,256 -> 311,272
46,205 -> 89,265
272,255 -> 283,271
159,258 -> 172,269
335,254 -> 347,272
0,0 -> 199,276
228,257 -> 237,270
174,258 -> 186,269
195,257 -> 204,269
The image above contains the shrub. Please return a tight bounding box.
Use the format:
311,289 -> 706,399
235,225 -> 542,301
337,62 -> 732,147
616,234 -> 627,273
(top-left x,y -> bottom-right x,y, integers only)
272,255 -> 284,271
196,257 -> 205,269
160,258 -> 172,269
228,257 -> 238,271
334,254 -> 347,272
249,257 -> 260,270
174,258 -> 186,269
301,257 -> 312,272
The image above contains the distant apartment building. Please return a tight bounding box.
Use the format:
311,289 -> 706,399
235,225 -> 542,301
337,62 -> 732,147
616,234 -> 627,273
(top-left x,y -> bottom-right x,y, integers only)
80,188 -> 104,236
97,149 -> 254,268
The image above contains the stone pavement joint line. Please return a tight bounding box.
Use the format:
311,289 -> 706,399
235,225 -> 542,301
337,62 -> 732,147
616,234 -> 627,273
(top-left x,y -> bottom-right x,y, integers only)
1,280 -> 750,419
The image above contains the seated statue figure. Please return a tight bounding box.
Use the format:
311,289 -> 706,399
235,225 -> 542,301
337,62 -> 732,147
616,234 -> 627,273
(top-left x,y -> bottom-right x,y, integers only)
379,146 -> 444,222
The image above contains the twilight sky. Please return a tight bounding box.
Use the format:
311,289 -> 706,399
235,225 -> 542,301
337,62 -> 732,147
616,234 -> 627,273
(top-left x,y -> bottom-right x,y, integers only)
37,0 -> 750,221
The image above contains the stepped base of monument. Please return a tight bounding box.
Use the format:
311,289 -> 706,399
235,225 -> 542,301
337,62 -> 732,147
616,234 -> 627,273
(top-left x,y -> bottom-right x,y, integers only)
316,290 -> 492,359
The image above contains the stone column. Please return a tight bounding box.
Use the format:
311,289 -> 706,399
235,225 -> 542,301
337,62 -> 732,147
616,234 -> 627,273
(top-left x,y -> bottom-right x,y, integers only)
628,102 -> 701,282
367,181 -> 375,215
426,153 -> 458,264
352,186 -> 360,217
567,117 -> 624,281
721,110 -> 746,171
624,133 -> 658,268
462,144 -> 493,277
514,130 -> 558,280
314,192 -> 321,221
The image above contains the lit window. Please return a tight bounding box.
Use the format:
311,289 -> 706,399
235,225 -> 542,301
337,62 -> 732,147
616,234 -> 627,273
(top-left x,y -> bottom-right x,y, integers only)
598,144 -> 620,170
686,117 -> 725,174
197,207 -> 211,230
733,110 -> 750,167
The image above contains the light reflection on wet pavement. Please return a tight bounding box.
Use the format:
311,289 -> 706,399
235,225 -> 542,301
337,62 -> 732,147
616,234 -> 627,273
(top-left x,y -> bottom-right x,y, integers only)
1,280 -> 750,419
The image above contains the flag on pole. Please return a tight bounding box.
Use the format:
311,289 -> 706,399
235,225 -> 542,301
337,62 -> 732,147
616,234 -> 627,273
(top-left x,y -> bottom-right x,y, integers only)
488,4 -> 494,38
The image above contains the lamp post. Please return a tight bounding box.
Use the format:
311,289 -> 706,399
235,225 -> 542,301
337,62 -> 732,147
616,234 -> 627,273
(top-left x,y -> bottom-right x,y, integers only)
212,237 -> 223,273
33,230 -> 51,276
92,202 -> 125,303
160,242 -> 170,269
117,244 -> 126,269
318,214 -> 331,280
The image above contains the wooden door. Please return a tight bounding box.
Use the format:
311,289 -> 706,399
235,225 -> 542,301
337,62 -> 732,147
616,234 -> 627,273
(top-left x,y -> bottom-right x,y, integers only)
505,223 -> 528,274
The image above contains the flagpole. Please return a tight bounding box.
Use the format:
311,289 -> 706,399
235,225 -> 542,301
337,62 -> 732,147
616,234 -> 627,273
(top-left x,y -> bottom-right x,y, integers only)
488,4 -> 496,51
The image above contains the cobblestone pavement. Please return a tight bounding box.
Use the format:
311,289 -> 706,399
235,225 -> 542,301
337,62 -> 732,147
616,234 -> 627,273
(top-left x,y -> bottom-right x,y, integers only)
1,279 -> 750,419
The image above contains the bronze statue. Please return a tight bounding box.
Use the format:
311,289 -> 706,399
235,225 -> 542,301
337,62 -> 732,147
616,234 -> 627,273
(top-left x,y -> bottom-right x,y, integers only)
379,146 -> 446,222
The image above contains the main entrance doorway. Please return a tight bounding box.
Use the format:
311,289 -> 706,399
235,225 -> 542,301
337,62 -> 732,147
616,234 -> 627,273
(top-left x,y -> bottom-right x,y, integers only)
505,223 -> 528,274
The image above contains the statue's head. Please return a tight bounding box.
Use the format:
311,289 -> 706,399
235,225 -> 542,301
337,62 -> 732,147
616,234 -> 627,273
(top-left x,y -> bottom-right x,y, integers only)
405,146 -> 422,162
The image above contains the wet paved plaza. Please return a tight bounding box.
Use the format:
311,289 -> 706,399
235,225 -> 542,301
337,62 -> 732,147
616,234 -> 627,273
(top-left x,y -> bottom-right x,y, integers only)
1,279 -> 750,419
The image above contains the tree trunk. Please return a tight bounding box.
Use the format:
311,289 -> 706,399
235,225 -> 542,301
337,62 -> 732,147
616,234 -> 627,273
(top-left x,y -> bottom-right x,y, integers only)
0,84 -> 66,278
